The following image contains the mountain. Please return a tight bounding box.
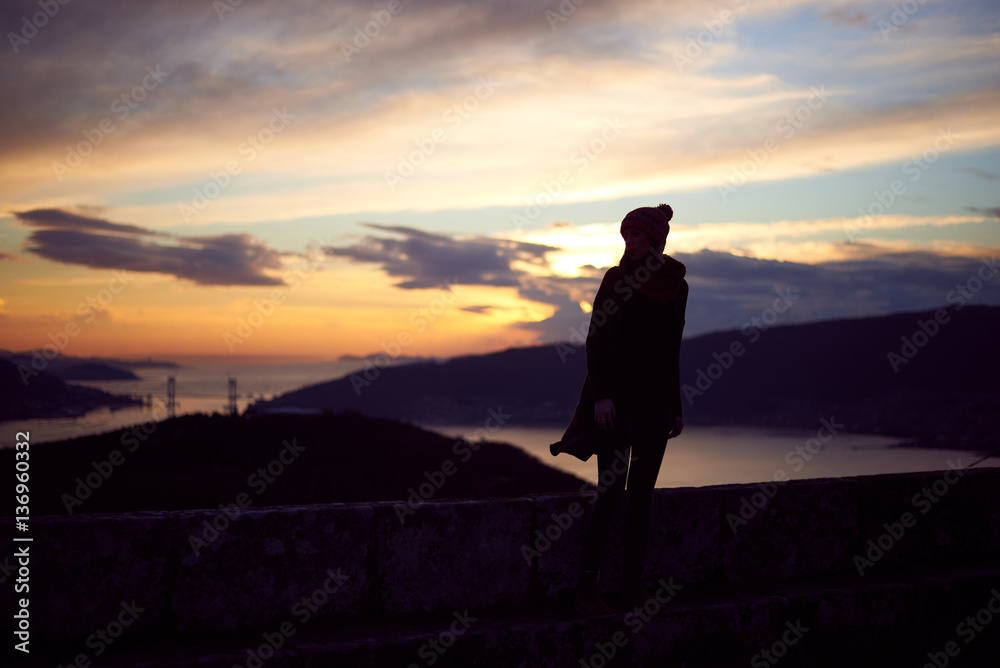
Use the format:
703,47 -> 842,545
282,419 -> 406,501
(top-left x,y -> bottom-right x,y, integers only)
0,358 -> 142,421
2,352 -> 141,380
257,342 -> 585,425
8,412 -> 588,515
57,361 -> 139,380
256,305 -> 1000,450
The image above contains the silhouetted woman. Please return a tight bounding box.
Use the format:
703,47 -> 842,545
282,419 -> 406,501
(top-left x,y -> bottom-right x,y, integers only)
550,204 -> 687,618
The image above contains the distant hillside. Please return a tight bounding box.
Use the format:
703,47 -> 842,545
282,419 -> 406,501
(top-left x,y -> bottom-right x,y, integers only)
58,361 -> 139,380
258,305 -> 1000,450
8,412 -> 588,515
259,343 -> 584,424
0,358 -> 142,421
2,352 -> 140,381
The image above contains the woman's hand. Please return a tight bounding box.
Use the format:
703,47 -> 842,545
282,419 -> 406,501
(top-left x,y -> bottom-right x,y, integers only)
594,398 -> 616,431
668,415 -> 684,439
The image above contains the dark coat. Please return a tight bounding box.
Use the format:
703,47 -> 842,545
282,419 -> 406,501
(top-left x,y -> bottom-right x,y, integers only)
551,263 -> 688,462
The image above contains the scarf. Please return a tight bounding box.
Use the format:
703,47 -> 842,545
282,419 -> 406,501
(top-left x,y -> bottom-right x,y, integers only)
616,251 -> 687,304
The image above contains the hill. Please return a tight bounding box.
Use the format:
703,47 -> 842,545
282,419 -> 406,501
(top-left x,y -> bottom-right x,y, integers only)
8,412 -> 588,515
256,305 -> 1000,450
0,358 -> 142,421
2,351 -> 142,380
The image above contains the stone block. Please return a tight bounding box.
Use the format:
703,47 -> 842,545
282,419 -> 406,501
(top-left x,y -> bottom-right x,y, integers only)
374,498 -> 533,614
529,492 -> 591,598
629,595 -> 790,665
644,486 -> 722,588
852,465 -> 998,573
0,511 -> 173,644
907,466 -> 1000,561
719,477 -> 860,582
171,503 -> 372,632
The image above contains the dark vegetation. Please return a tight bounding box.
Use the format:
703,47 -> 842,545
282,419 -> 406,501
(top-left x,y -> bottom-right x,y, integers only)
0,358 -> 141,421
8,412 -> 587,516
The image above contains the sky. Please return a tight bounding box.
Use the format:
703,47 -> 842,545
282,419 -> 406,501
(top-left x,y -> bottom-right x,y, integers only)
1,0 -> 998,360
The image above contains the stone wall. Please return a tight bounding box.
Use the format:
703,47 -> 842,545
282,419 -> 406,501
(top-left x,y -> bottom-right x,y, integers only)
5,465 -> 998,647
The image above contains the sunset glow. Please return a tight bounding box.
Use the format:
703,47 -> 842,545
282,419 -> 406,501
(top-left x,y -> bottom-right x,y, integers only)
2,0 -> 998,359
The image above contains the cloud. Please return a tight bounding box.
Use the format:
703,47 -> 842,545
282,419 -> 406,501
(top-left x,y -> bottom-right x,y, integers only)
958,168 -> 1000,181
324,224 -> 612,343
967,206 -> 1000,220
322,223 -> 997,340
324,223 -> 558,289
324,223 -> 995,341
3,0 -> 998,228
14,208 -> 285,286
0,0 -> 672,157
14,208 -> 165,237
822,7 -> 869,27
515,247 -> 1000,341
461,305 -> 500,314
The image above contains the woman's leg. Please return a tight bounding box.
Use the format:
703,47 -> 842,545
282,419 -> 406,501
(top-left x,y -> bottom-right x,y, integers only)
575,410 -> 633,617
622,410 -> 670,594
580,412 -> 632,571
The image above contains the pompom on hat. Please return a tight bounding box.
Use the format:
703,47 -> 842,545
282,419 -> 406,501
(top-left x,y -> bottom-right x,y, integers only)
620,203 -> 673,252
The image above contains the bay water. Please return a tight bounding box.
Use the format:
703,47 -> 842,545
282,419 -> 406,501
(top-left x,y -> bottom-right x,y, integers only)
5,357 -> 997,487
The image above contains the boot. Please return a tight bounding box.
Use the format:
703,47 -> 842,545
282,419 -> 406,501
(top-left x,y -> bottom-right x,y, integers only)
574,569 -> 617,619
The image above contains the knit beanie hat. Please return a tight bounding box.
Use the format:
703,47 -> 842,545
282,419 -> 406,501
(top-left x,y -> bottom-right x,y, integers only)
621,204 -> 673,252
